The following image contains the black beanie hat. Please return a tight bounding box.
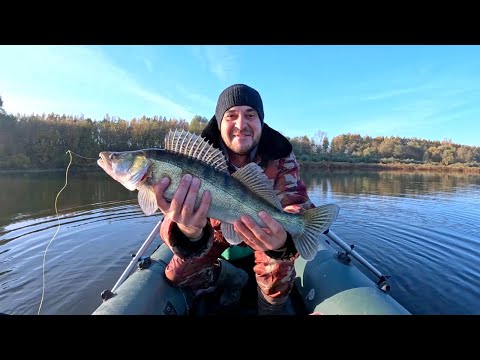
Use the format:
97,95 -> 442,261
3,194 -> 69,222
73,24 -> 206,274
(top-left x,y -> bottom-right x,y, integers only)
215,84 -> 264,128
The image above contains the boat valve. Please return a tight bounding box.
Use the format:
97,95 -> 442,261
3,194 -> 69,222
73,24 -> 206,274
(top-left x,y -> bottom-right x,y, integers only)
138,256 -> 152,270
337,252 -> 351,264
101,289 -> 115,301
377,275 -> 391,292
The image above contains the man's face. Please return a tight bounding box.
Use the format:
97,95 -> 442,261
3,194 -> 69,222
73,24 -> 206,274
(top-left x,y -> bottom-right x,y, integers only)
220,105 -> 262,155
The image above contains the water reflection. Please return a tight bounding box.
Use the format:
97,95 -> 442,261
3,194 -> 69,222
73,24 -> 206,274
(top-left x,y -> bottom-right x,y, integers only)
0,169 -> 479,315
301,169 -> 480,197
0,170 -> 137,228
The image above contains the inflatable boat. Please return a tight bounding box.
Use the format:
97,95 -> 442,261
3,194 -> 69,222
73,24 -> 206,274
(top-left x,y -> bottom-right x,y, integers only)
92,220 -> 411,315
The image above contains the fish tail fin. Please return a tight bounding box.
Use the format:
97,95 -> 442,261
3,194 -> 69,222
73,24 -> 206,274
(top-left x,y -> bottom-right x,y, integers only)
294,204 -> 340,261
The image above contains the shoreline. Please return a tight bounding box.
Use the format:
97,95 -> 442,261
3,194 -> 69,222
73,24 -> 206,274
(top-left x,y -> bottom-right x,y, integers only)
300,161 -> 480,174
1,162 -> 479,174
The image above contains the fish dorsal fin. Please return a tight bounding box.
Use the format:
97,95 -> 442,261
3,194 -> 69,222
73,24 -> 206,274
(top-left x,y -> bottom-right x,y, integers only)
164,129 -> 229,173
231,162 -> 283,211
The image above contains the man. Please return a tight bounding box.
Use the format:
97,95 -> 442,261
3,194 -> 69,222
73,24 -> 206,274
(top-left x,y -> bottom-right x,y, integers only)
153,84 -> 315,315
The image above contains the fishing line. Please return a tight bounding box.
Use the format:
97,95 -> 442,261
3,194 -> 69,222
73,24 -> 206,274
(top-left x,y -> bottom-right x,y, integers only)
38,150 -> 97,315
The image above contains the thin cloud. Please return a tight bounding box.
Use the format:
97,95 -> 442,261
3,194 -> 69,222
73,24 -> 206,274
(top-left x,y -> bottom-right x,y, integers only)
2,91 -> 103,118
192,46 -> 237,82
361,86 -> 428,101
347,94 -> 476,139
344,98 -> 436,137
342,67 -> 480,138
175,84 -> 216,110
359,63 -> 480,103
143,57 -> 154,73
131,87 -> 194,120
0,45 -> 191,120
314,85 -> 431,106
348,116 -> 424,137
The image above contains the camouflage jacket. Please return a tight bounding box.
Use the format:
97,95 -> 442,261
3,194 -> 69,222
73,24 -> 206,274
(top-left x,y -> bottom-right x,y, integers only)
159,118 -> 315,260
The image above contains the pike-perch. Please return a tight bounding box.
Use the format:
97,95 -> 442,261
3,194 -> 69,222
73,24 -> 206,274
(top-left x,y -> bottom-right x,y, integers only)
97,129 -> 339,260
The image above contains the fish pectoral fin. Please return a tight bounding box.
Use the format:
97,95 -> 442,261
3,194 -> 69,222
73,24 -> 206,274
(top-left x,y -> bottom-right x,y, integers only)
231,163 -> 283,211
295,204 -> 340,261
221,222 -> 244,245
138,184 -> 158,216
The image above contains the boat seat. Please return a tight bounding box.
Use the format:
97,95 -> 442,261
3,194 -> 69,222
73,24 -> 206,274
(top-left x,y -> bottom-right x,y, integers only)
221,245 -> 254,261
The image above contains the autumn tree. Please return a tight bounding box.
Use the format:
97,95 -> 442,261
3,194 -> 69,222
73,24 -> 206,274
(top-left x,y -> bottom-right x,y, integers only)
290,135 -> 315,156
378,137 -> 397,158
0,95 -> 5,115
189,115 -> 208,135
313,130 -> 327,153
331,135 -> 347,154
456,146 -> 474,163
322,136 -> 330,153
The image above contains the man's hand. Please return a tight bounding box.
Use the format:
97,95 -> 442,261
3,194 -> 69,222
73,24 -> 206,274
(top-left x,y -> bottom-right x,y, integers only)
154,174 -> 211,240
233,211 -> 287,251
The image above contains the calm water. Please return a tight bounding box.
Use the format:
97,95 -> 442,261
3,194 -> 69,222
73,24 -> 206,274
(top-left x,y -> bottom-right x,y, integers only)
1,168 -> 479,315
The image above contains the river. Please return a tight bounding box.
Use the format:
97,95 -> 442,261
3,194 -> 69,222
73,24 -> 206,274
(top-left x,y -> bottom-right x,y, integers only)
1,168 -> 479,315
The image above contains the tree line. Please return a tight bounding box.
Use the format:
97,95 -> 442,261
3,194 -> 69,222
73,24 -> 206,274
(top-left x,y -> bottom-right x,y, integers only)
288,132 -> 480,167
0,96 -> 478,170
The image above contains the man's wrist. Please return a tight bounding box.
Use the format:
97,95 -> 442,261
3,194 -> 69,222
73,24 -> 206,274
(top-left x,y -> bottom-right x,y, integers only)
272,231 -> 288,251
169,222 -> 213,259
177,225 -> 204,242
265,231 -> 297,260
188,229 -> 204,242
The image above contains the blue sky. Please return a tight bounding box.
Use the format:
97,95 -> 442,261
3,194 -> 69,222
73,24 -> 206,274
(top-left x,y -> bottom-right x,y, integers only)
0,45 -> 479,147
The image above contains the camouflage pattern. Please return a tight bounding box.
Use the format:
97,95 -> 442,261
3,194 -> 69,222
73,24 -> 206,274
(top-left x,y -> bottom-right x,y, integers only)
160,150 -> 315,302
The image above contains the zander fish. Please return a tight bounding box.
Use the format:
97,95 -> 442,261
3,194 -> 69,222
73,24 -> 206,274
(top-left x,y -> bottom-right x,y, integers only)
97,129 -> 339,260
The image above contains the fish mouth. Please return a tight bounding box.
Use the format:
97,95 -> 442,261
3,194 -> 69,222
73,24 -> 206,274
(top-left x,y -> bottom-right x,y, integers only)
97,151 -> 148,191
98,152 -> 109,165
97,152 -> 115,177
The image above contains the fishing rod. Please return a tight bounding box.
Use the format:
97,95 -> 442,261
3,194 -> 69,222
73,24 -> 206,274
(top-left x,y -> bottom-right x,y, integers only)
323,229 -> 391,292
103,219 -> 163,299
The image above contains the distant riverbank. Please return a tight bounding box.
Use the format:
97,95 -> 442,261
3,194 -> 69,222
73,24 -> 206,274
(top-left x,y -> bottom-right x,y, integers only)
1,162 -> 480,174
300,161 -> 480,174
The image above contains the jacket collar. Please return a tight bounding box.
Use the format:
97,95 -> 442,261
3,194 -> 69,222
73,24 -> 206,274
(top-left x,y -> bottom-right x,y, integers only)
201,116 -> 292,162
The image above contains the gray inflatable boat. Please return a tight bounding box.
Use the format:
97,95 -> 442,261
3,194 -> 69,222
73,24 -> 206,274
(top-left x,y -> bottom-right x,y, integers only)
92,222 -> 410,315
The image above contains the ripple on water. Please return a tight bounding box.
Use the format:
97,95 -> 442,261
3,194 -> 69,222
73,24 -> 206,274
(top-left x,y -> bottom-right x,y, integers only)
0,201 -> 163,315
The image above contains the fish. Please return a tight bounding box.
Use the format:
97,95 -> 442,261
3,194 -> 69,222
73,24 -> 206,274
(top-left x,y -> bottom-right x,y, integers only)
97,129 -> 339,261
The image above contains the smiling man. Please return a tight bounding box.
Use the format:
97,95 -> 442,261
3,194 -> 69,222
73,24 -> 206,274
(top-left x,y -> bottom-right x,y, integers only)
154,83 -> 316,315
